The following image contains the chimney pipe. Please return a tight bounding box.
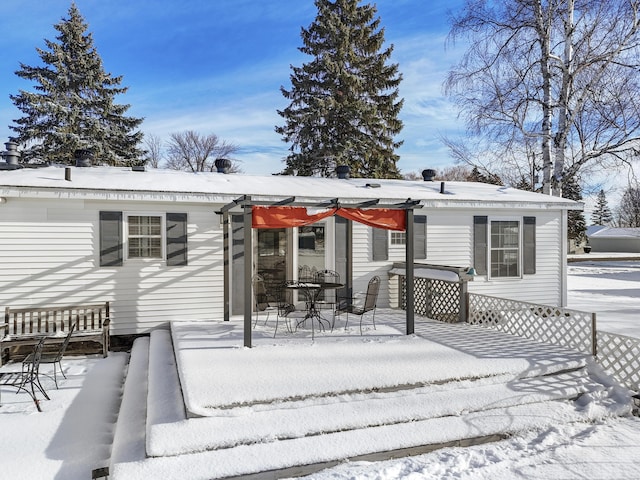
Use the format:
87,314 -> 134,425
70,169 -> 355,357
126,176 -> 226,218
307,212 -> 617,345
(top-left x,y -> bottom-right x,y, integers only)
440,181 -> 445,194
336,165 -> 350,179
422,169 -> 436,181
65,167 -> 72,181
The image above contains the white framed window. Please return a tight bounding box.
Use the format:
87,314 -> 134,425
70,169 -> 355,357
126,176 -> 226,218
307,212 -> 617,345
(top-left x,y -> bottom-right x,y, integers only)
474,216 -> 535,278
126,214 -> 163,259
390,231 -> 406,245
100,211 -> 188,267
489,219 -> 520,278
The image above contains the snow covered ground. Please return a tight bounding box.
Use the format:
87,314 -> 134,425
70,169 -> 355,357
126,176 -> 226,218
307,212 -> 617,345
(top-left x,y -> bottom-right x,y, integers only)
567,259 -> 640,338
0,259 -> 638,479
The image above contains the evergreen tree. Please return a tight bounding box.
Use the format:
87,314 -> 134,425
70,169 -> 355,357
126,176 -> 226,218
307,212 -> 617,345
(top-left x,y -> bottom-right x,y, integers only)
591,189 -> 613,226
617,187 -> 640,227
276,0 -> 403,178
466,166 -> 503,186
9,3 -> 144,166
562,176 -> 587,242
513,175 -> 532,192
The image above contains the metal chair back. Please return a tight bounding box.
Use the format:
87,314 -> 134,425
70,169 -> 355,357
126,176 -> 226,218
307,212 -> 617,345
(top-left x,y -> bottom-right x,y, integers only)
252,274 -> 271,311
363,275 -> 380,312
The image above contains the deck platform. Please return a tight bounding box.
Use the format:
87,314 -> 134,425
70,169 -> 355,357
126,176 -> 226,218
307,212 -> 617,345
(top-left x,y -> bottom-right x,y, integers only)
109,310 -> 632,480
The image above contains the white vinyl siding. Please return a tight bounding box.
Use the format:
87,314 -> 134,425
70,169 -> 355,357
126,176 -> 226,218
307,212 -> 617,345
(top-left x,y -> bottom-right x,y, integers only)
0,199 -> 222,335
469,213 -> 563,305
362,209 -> 564,308
0,196 -> 568,334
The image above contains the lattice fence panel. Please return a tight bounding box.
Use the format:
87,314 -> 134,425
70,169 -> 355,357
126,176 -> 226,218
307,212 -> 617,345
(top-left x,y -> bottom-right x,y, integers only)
597,331 -> 640,393
400,277 -> 461,323
467,293 -> 595,354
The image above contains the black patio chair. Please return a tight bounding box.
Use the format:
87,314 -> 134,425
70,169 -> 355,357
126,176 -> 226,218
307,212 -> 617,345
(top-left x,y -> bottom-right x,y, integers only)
275,281 -> 307,336
314,269 -> 341,326
254,276 -> 301,337
0,336 -> 49,412
298,264 -> 314,282
252,274 -> 279,327
335,275 -> 380,334
25,323 -> 77,389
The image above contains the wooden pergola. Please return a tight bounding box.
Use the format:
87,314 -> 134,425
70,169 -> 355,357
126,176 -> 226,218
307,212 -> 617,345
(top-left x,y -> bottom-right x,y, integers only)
218,195 -> 422,347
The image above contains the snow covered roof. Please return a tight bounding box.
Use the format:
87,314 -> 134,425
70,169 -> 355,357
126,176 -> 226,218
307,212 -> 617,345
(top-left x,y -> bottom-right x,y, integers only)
0,165 -> 582,210
587,226 -> 640,238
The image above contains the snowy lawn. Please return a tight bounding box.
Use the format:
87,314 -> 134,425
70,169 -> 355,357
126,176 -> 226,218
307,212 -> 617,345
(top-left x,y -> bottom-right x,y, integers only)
567,259 -> 640,338
0,259 -> 638,479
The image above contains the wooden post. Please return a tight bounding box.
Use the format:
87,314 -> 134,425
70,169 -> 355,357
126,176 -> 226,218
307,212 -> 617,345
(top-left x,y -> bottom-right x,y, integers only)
222,211 -> 230,322
592,312 -> 597,357
459,279 -> 468,323
405,209 -> 415,335
243,197 -> 253,348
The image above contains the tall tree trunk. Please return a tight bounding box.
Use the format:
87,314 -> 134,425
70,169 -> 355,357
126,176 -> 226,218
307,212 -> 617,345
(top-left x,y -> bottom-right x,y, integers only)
537,1 -> 554,195
554,0 -> 575,197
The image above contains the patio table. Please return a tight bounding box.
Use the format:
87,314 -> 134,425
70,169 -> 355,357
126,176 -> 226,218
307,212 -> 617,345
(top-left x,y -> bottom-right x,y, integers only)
285,281 -> 344,338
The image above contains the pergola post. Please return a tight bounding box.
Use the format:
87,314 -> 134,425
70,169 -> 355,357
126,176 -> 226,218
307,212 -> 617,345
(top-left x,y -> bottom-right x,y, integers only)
346,219 -> 353,298
405,208 -> 415,335
222,211 -> 230,322
243,197 -> 253,348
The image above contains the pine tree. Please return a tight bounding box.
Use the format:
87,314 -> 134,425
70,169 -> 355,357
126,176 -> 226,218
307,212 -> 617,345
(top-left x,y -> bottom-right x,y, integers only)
617,187 -> 640,227
591,189 -> 613,226
276,0 -> 403,178
513,175 -> 532,192
562,176 -> 587,242
466,166 -> 503,186
9,3 -> 144,166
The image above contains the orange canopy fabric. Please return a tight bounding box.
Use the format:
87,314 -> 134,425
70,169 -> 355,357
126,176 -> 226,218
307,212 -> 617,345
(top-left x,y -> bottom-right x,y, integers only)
336,208 -> 406,231
252,206 -> 406,231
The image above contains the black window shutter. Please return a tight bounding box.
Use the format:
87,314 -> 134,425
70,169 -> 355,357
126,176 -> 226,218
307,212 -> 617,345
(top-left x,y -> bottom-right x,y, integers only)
473,216 -> 488,275
523,216 -> 536,274
166,213 -> 188,266
372,227 -> 388,261
99,211 -> 123,267
414,215 -> 427,260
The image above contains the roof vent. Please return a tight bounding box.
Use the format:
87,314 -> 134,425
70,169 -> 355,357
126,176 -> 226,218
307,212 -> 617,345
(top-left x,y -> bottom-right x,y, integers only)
422,169 -> 436,181
74,149 -> 92,167
3,141 -> 20,165
336,165 -> 350,179
132,165 -> 146,172
215,158 -> 232,174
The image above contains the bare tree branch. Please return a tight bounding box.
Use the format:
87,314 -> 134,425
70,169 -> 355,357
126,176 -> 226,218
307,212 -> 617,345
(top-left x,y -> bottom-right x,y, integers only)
166,131 -> 239,172
445,0 -> 640,196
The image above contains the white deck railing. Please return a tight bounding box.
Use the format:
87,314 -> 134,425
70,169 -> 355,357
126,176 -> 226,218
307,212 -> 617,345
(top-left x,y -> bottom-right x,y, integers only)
466,293 -> 639,394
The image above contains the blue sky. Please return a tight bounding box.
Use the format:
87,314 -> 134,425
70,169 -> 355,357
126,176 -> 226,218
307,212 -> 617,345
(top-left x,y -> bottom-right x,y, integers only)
0,0 -> 467,176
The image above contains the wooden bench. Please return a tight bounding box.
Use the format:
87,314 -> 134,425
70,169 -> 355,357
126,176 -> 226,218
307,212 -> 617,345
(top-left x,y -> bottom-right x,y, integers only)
1,302 -> 110,365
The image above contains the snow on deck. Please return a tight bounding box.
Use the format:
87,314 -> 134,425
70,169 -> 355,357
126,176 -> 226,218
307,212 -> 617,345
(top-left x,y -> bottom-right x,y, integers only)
170,319 -> 591,415
109,313 -> 632,479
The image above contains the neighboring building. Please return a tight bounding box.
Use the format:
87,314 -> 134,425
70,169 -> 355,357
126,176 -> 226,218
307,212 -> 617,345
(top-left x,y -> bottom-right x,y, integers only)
586,226 -> 640,253
0,163 -> 581,336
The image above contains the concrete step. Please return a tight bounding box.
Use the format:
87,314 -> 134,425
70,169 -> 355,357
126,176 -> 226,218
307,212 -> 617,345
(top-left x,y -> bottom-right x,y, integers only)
148,367 -> 601,456
144,330 -> 604,456
110,329 -> 628,480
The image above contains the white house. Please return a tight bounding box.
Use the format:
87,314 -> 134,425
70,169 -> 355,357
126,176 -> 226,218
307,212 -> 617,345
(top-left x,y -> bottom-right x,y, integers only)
0,163 -> 581,337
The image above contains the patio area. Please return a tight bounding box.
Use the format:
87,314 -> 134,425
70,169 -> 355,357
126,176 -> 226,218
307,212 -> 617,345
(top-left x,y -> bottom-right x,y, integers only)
109,309 -> 633,480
